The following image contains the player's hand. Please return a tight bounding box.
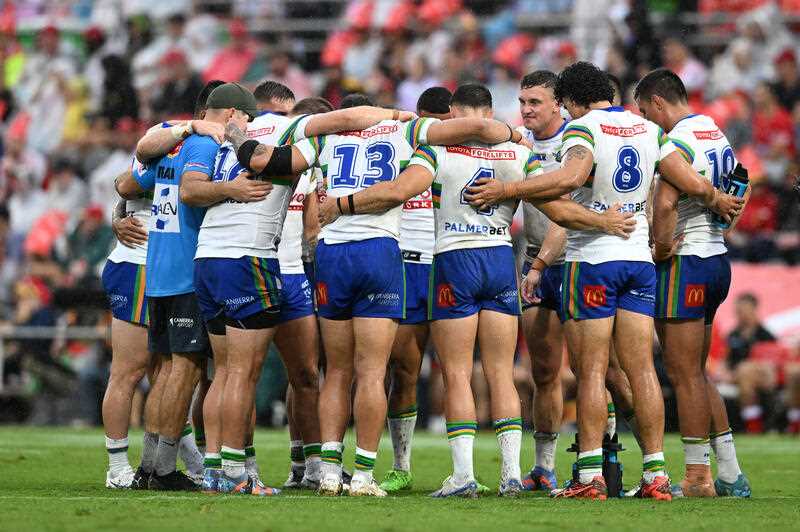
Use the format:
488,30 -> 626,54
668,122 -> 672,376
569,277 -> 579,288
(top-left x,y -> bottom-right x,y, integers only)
225,174 -> 273,202
396,110 -> 416,122
710,190 -> 744,224
318,196 -> 341,227
652,234 -> 684,262
112,216 -> 148,248
516,136 -> 533,150
191,120 -> 225,144
601,203 -> 636,238
521,268 -> 543,304
465,178 -> 506,209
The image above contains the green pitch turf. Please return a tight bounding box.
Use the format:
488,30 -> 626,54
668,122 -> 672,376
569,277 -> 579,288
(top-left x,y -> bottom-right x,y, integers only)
0,428 -> 797,531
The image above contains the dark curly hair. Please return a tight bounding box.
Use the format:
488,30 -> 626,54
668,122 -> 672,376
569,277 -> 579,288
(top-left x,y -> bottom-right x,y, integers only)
554,62 -> 614,107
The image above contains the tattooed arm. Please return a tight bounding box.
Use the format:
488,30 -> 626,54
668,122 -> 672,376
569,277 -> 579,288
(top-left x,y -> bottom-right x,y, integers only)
226,121 -> 312,176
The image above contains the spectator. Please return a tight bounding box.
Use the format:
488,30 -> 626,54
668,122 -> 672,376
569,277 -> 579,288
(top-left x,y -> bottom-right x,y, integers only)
0,120 -> 46,202
203,18 -> 259,84
751,82 -> 795,185
708,38 -> 768,100
342,28 -> 382,85
268,48 -> 312,101
396,52 -> 439,112
46,158 -> 88,223
661,36 -> 708,98
771,49 -> 800,112
100,55 -> 139,126
728,182 -> 779,262
131,13 -> 189,93
61,204 -> 114,285
150,49 -> 203,119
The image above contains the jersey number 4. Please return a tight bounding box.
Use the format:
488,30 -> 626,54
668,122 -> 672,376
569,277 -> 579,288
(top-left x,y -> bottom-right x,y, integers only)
461,167 -> 495,215
331,143 -> 396,188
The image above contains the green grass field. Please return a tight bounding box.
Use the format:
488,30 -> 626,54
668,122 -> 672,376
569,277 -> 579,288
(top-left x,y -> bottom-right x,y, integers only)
1,427 -> 798,531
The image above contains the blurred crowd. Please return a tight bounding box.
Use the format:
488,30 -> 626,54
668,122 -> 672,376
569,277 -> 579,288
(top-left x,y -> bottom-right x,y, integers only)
0,0 -> 797,431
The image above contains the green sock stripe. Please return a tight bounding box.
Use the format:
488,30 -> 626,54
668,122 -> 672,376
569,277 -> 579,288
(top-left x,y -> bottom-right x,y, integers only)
681,437 -> 710,444
577,456 -> 603,469
107,446 -> 128,454
320,450 -> 342,464
446,421 -> 477,440
245,446 -> 255,458
290,446 -> 305,462
220,451 -> 246,462
643,460 -> 666,472
195,436 -> 206,446
389,404 -> 418,419
204,457 -> 222,468
354,454 -> 376,471
303,444 -> 322,458
607,402 -> 616,415
710,428 -> 733,439
180,424 -> 193,438
493,417 -> 523,435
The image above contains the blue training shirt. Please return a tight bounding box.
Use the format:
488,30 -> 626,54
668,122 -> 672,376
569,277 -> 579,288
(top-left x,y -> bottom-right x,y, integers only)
134,134 -> 218,297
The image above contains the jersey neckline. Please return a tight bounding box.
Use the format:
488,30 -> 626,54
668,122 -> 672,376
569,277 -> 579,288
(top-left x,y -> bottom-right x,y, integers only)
599,106 -> 625,112
673,113 -> 699,128
532,119 -> 568,142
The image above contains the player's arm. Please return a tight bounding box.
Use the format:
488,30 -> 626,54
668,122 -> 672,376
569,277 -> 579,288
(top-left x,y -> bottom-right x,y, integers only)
520,222 -> 566,303
302,190 -> 320,263
135,120 -> 225,162
115,169 -> 146,200
425,118 -> 528,147
651,177 -> 681,262
535,198 -> 636,238
724,183 -> 751,234
303,107 -> 414,137
657,151 -> 743,223
179,170 -> 273,207
111,197 -> 148,248
225,121 -> 311,179
466,145 -> 594,208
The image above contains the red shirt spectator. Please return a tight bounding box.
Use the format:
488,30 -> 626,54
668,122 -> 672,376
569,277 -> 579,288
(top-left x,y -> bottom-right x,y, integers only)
752,82 -> 796,156
203,19 -> 258,83
735,183 -> 779,234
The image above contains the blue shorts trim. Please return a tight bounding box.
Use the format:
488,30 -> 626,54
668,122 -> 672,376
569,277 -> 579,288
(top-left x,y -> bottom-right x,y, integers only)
655,253 -> 731,324
278,273 -> 314,324
315,237 -> 405,320
428,245 -> 520,320
102,260 -> 148,326
402,261 -> 431,325
559,261 -> 656,321
521,261 -> 562,313
194,257 -> 282,322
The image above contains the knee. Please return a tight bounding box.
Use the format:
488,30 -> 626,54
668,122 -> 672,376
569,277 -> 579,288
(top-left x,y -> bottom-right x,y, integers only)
532,358 -> 560,388
290,364 -> 320,391
392,362 -> 420,389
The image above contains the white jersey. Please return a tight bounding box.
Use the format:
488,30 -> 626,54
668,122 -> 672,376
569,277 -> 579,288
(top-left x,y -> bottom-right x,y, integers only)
297,117 -> 436,244
560,107 -> 676,264
668,114 -> 731,258
195,113 -> 311,260
519,121 -> 567,264
107,158 -> 152,265
399,187 -> 435,264
409,142 -> 542,254
277,168 -> 318,274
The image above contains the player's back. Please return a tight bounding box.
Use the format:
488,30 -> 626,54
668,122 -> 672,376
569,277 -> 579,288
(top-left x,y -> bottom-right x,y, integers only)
668,113 -> 732,258
418,141 -> 536,254
564,107 -> 665,264
277,168 -> 317,273
313,118 -> 435,244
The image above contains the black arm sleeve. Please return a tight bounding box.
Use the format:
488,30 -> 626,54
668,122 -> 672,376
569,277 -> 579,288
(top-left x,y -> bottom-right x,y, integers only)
256,144 -> 294,180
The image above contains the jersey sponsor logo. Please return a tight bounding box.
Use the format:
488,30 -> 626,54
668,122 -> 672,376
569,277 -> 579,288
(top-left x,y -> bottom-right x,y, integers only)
583,285 -> 607,307
151,184 -> 180,233
366,292 -> 400,305
445,145 -> 516,160
590,200 -> 647,213
404,189 -> 432,210
169,317 -> 195,328
444,222 -> 509,236
693,129 -> 723,141
157,166 -> 175,180
599,123 -> 647,137
339,124 -> 400,138
685,284 -> 706,307
288,192 -> 306,211
436,283 -> 456,308
316,282 -> 329,306
108,294 -> 128,309
247,126 -> 275,138
166,141 -> 183,158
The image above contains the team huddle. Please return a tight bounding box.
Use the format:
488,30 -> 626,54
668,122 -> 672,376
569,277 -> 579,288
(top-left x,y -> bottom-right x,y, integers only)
100,60 -> 751,501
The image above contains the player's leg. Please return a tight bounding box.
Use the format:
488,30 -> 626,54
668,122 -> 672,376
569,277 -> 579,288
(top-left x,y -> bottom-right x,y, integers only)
317,317 -> 354,495
103,317 -> 150,487
139,354 -> 168,484
479,309 -> 523,495
192,370 -> 209,455
605,346 -> 640,444
521,305 -> 562,491
200,325 -> 226,491
177,360 -> 207,482
284,385 -> 307,487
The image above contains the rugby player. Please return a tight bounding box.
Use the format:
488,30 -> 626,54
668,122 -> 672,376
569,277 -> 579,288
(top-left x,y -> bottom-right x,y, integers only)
380,86 -> 452,493
227,94 -> 540,497
467,62 -> 743,500
635,68 -> 751,498
116,83 -> 269,491
319,84 -> 637,498
103,82 -> 226,488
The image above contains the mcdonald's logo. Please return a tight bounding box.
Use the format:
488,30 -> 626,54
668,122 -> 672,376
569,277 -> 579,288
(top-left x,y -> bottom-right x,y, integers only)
685,284 -> 705,307
316,282 -> 329,306
436,283 -> 456,308
583,285 -> 607,308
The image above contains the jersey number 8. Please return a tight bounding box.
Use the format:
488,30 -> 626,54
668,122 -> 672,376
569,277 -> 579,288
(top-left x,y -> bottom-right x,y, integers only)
612,146 -> 642,193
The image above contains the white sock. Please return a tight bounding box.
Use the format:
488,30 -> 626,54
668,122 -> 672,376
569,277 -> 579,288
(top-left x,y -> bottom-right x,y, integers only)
682,437 -> 711,466
388,407 -> 417,472
353,447 -> 377,484
710,429 -> 742,483
303,443 -> 322,480
741,404 -> 762,420
577,448 -> 603,484
204,452 -> 221,469
533,431 -> 558,471
320,441 -> 343,479
447,421 -> 477,484
178,426 -> 203,476
106,436 -> 130,474
494,418 -> 522,482
642,451 -> 667,483
140,431 -> 159,473
221,446 -> 246,479
290,439 -> 305,472
245,446 -> 259,478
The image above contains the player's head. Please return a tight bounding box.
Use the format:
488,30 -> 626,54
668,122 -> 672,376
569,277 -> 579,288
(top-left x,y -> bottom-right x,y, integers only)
734,292 -> 760,326
519,70 -> 560,136
339,93 -> 374,109
633,68 -> 688,128
450,83 -> 492,119
291,97 -> 334,117
254,80 -> 295,115
194,79 -> 226,119
554,62 -> 614,119
416,86 -> 452,120
204,82 -> 259,128
607,72 -> 623,106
